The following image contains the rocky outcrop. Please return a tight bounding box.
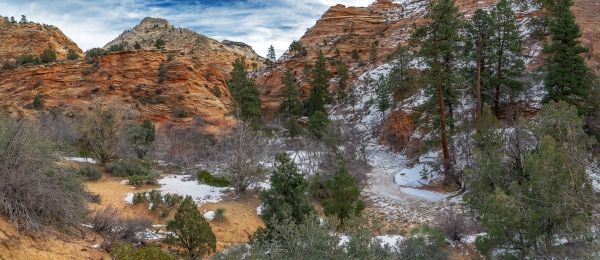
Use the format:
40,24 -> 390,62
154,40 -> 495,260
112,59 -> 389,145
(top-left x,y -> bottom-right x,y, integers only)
0,17 -> 83,62
0,50 -> 236,134
103,17 -> 265,67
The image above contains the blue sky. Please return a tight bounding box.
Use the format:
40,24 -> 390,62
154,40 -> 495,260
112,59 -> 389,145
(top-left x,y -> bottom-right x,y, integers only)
0,0 -> 373,57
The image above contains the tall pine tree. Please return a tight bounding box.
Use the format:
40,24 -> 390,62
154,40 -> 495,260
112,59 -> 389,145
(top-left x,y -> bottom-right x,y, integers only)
544,0 -> 592,110
280,71 -> 303,138
489,0 -> 525,116
306,50 -> 331,115
466,9 -> 493,122
322,163 -> 365,230
412,0 -> 462,185
228,58 -> 262,122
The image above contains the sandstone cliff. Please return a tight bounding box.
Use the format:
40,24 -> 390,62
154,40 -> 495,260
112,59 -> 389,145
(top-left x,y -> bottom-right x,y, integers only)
0,50 -> 237,134
0,17 -> 83,62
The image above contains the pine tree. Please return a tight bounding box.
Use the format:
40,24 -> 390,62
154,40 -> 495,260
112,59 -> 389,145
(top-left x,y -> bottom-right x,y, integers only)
279,71 -> 303,138
322,163 -> 365,230
412,0 -> 463,185
466,9 -> 494,122
66,49 -> 79,60
19,15 -> 27,23
167,196 -> 216,258
133,41 -> 141,50
308,111 -> 329,140
544,0 -> 592,110
279,71 -> 302,116
489,0 -> 525,116
267,45 -> 276,63
336,61 -> 349,101
260,153 -> 315,228
9,16 -> 16,23
387,46 -> 416,107
306,50 -> 331,115
228,58 -> 262,122
369,42 -> 378,63
374,74 -> 391,116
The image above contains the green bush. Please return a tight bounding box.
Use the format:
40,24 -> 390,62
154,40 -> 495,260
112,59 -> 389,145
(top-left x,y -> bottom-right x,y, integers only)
86,47 -> 107,59
40,48 -> 57,63
77,166 -> 101,181
32,94 -> 43,109
215,208 -> 226,222
16,54 -> 38,65
132,192 -> 147,204
106,159 -> 152,177
110,243 -> 174,260
127,174 -> 158,187
197,170 -> 230,187
66,49 -> 79,60
108,44 -> 124,52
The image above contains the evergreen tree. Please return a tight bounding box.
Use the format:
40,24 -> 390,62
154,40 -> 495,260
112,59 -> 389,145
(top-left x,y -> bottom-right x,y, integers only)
465,9 -> 494,122
489,0 -> 525,116
154,39 -> 165,50
306,50 -> 331,115
412,0 -> 463,185
369,42 -> 378,63
308,111 -> 329,140
128,119 -> 155,159
280,71 -> 303,138
40,48 -> 57,63
544,0 -> 592,110
279,71 -> 302,116
374,74 -> 391,116
167,196 -> 216,258
9,16 -> 16,23
267,45 -> 276,64
134,41 -> 141,50
336,61 -> 349,101
228,58 -> 262,122
19,15 -> 27,23
322,163 -> 365,230
260,153 -> 315,228
466,102 -> 596,257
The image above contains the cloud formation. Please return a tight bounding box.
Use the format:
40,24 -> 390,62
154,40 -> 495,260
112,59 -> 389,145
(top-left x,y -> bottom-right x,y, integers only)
0,0 -> 373,57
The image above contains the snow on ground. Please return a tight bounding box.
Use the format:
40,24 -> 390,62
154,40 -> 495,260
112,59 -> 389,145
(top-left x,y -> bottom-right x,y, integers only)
203,210 -> 215,221
124,175 -> 229,205
256,204 -> 263,216
338,234 -> 405,248
63,157 -> 96,164
158,175 -> 228,205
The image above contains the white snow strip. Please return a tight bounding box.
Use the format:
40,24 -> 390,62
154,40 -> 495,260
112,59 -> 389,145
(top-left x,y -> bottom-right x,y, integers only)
158,175 -> 229,205
63,157 -> 96,164
203,211 -> 215,221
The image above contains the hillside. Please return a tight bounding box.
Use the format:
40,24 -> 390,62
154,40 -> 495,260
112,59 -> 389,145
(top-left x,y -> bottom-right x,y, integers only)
0,16 -> 83,62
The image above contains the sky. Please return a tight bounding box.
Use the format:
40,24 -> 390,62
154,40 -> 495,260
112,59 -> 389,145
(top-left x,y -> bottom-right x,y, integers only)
0,0 -> 374,58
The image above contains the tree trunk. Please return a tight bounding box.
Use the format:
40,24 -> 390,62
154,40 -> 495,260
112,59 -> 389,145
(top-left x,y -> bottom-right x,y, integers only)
475,44 -> 482,123
436,61 -> 452,185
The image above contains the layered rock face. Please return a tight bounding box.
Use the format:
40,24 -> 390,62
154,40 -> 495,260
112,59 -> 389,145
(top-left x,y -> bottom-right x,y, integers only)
0,50 -> 236,133
0,17 -> 83,62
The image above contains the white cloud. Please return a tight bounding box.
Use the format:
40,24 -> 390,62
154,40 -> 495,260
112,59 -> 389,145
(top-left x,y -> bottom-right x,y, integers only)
0,0 -> 376,57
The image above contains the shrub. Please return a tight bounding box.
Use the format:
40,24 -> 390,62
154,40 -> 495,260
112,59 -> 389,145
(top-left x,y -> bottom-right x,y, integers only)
78,103 -> 125,164
436,208 -> 465,242
2,61 -> 16,70
155,39 -> 166,50
66,49 -> 79,60
106,159 -> 152,177
132,192 -> 147,204
16,54 -> 38,65
127,174 -> 158,187
174,107 -> 187,118
110,243 -> 174,260
32,94 -> 43,109
108,44 -> 124,52
85,47 -> 107,59
398,225 -> 447,260
133,42 -> 141,50
197,170 -> 230,187
78,165 -> 102,181
39,48 -> 57,63
0,117 -> 88,231
91,206 -> 152,245
214,208 -> 226,222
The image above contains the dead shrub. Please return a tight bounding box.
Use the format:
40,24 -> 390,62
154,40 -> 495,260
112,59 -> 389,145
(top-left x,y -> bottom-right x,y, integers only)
436,208 -> 466,242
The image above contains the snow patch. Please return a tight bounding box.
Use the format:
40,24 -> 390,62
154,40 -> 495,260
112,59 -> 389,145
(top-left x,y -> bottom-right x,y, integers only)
203,210 -> 215,221
158,175 -> 228,205
63,157 -> 96,164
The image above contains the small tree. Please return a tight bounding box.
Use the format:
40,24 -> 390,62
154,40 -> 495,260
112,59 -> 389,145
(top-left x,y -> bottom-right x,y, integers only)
322,163 -> 365,230
336,61 -> 349,101
308,111 -> 329,140
167,196 -> 216,258
32,94 -> 42,109
374,74 -> 391,116
369,42 -> 378,63
127,119 -> 155,159
40,48 -> 57,63
66,49 -> 79,60
280,71 -> 303,138
78,103 -> 124,164
267,45 -> 276,67
19,15 -> 27,23
352,49 -> 360,61
154,39 -> 166,50
133,41 -> 141,50
9,16 -> 16,23
260,153 -> 315,228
